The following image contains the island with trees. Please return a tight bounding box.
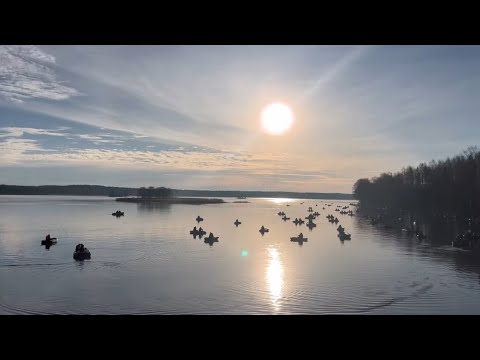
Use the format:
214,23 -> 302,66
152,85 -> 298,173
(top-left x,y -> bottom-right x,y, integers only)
116,186 -> 225,205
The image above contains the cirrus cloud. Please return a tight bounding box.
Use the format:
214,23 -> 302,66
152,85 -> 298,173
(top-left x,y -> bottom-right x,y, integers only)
0,45 -> 80,103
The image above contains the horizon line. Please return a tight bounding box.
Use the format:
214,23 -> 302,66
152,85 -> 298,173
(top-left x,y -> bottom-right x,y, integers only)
0,184 -> 353,195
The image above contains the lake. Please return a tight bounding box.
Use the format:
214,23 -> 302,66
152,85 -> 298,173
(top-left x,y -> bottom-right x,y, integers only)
1,195 -> 480,314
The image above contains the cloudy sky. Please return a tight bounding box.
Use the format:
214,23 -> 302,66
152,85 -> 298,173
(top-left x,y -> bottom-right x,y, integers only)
1,45 -> 479,192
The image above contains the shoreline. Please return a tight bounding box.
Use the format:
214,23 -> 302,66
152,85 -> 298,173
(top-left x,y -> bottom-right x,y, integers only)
116,197 -> 225,205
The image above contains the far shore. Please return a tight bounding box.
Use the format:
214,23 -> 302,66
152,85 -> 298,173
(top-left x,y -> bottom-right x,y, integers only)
116,197 -> 225,205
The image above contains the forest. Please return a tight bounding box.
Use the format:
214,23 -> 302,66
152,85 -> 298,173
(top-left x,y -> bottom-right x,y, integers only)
353,146 -> 480,216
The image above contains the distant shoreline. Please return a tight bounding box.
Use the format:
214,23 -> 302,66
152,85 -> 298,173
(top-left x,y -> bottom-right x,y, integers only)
0,184 -> 354,200
116,197 -> 225,205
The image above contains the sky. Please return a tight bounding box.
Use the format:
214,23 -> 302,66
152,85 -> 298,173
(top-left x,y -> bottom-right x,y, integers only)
1,45 -> 480,193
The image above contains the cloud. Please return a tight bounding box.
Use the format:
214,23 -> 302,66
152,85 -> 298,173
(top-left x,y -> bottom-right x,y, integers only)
77,134 -> 103,141
0,136 -> 291,173
0,46 -> 80,102
0,127 -> 69,138
0,138 -> 52,164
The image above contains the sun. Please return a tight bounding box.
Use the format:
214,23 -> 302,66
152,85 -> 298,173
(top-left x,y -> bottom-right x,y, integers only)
261,102 -> 294,135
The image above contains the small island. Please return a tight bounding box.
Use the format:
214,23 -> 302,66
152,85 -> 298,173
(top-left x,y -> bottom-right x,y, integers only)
116,186 -> 225,205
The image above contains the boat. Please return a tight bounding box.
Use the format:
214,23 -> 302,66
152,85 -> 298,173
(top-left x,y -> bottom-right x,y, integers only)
112,211 -> 124,216
338,233 -> 351,240
73,248 -> 91,261
204,235 -> 219,245
290,234 -> 308,245
234,220 -> 241,226
196,216 -> 204,222
416,232 -> 427,240
290,234 -> 308,242
452,231 -> 480,248
259,227 -> 269,234
41,237 -> 57,245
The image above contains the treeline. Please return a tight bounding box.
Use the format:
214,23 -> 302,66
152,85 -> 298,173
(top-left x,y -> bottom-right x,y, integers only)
353,146 -> 480,214
0,184 -> 354,200
0,184 -> 138,197
138,186 -> 173,198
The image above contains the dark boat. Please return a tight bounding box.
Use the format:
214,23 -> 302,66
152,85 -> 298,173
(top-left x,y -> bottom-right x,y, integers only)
41,237 -> 57,246
73,248 -> 91,261
259,227 -> 269,235
290,234 -> 308,245
290,234 -> 308,242
338,233 -> 351,240
204,235 -> 219,245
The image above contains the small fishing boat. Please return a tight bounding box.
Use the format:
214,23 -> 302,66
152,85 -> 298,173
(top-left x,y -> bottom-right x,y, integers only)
259,227 -> 269,235
73,246 -> 91,261
204,235 -> 219,245
41,238 -> 57,246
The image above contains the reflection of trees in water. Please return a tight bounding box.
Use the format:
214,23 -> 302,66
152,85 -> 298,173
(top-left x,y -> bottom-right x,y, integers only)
353,210 -> 480,282
137,203 -> 172,213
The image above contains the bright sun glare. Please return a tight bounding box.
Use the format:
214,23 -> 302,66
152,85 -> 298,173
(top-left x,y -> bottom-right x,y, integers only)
261,103 -> 294,135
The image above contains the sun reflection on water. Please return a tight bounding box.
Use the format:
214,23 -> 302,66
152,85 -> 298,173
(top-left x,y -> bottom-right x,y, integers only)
266,247 -> 284,312
267,198 -> 296,205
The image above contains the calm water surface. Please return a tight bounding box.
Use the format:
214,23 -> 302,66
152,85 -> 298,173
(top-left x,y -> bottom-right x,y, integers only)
1,195 -> 480,314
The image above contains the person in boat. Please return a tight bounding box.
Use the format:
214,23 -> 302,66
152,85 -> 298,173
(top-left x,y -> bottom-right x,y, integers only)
199,227 -> 203,232
299,232 -> 303,238
209,232 -> 214,238
193,226 -> 197,232
46,234 -> 51,241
